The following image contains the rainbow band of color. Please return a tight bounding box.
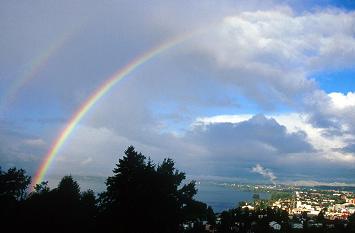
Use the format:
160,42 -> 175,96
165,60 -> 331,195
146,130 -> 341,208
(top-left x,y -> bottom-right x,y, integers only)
31,32 -> 195,189
0,22 -> 85,115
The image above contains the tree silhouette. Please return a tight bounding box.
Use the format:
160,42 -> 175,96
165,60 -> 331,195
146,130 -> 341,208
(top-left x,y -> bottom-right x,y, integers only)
98,146 -> 209,233
57,175 -> 81,199
0,167 -> 31,201
80,189 -> 98,231
18,175 -> 98,233
0,166 -> 31,231
33,181 -> 50,194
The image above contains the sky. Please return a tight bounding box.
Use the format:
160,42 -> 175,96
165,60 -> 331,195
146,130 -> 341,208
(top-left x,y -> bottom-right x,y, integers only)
1,0 -> 355,186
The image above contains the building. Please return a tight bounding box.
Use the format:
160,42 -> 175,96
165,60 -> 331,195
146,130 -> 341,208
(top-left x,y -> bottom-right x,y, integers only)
269,221 -> 281,231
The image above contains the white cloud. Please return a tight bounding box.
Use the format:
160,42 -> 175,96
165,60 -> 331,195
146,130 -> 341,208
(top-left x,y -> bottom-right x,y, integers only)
329,92 -> 355,109
194,114 -> 252,126
187,7 -> 355,108
305,91 -> 355,139
200,8 -> 355,71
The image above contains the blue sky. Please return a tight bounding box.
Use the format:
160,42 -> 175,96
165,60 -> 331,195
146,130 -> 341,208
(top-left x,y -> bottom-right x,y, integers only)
313,68 -> 355,93
1,0 -> 355,186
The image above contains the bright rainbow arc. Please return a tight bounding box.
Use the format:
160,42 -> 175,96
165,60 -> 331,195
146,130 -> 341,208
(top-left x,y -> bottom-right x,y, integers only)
31,32 -> 196,189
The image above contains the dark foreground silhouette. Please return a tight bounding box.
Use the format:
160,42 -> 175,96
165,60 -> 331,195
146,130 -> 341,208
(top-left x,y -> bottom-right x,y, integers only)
0,146 -> 214,233
1,146 -> 355,233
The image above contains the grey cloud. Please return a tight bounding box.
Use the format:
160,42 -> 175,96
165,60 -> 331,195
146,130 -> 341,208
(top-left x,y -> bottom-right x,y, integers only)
41,114 -> 316,179
304,90 -> 355,137
0,121 -> 46,175
338,143 -> 355,154
1,0 -> 355,183
187,114 -> 314,158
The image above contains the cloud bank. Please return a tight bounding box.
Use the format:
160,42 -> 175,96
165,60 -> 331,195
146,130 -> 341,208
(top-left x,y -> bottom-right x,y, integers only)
1,1 -> 355,184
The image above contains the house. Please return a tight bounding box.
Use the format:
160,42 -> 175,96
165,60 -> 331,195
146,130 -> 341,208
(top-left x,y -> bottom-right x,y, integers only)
205,224 -> 215,233
269,221 -> 281,230
291,223 -> 303,229
241,204 -> 255,210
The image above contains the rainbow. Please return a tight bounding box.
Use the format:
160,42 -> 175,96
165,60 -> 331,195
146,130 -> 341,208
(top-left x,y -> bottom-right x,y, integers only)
31,32 -> 197,189
0,23 -> 84,115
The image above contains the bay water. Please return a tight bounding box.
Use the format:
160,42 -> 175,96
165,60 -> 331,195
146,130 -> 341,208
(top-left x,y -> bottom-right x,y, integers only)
47,175 -> 270,213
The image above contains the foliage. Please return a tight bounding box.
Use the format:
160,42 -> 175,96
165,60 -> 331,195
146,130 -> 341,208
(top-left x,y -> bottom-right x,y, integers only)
57,175 -> 81,199
0,167 -> 31,232
33,181 -> 50,194
99,146 -> 211,233
0,166 -> 31,201
270,191 -> 293,200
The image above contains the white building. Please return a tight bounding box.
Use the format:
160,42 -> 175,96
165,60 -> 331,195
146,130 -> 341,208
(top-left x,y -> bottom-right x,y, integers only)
269,221 -> 281,231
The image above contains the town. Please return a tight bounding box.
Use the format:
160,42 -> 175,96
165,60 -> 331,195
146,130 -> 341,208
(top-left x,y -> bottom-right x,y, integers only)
207,183 -> 355,232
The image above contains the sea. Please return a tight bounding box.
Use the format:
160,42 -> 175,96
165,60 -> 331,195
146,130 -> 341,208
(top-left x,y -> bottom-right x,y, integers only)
46,175 -> 270,213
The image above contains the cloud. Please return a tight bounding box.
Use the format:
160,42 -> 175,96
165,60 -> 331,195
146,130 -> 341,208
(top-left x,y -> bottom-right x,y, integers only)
329,92 -> 355,109
194,114 -> 253,126
23,138 -> 46,147
0,121 -> 46,174
195,113 -> 339,153
80,157 -> 93,166
305,91 -> 355,138
188,7 -> 355,108
37,113 -> 317,180
189,114 -> 314,157
1,1 -> 355,184
251,164 -> 277,184
286,180 -> 355,187
338,143 -> 355,154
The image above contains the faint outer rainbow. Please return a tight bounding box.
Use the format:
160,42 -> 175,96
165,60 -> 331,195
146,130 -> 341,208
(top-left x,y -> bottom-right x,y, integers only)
0,22 -> 85,115
31,32 -> 195,189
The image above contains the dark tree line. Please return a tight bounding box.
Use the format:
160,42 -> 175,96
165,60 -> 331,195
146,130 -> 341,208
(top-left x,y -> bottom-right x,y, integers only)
0,146 -> 214,233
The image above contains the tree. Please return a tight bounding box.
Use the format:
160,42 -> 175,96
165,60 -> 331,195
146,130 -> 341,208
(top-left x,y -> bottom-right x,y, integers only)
218,210 -> 235,233
206,206 -> 216,226
98,146 -> 203,233
57,175 -> 81,200
33,181 -> 50,194
348,213 -> 355,232
0,167 -> 31,231
81,189 -> 97,218
22,175 -> 97,233
81,189 -> 97,210
0,167 -> 31,201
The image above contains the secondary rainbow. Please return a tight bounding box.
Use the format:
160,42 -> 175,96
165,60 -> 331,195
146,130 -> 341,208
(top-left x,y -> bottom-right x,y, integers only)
0,23 -> 84,115
31,32 -> 196,189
